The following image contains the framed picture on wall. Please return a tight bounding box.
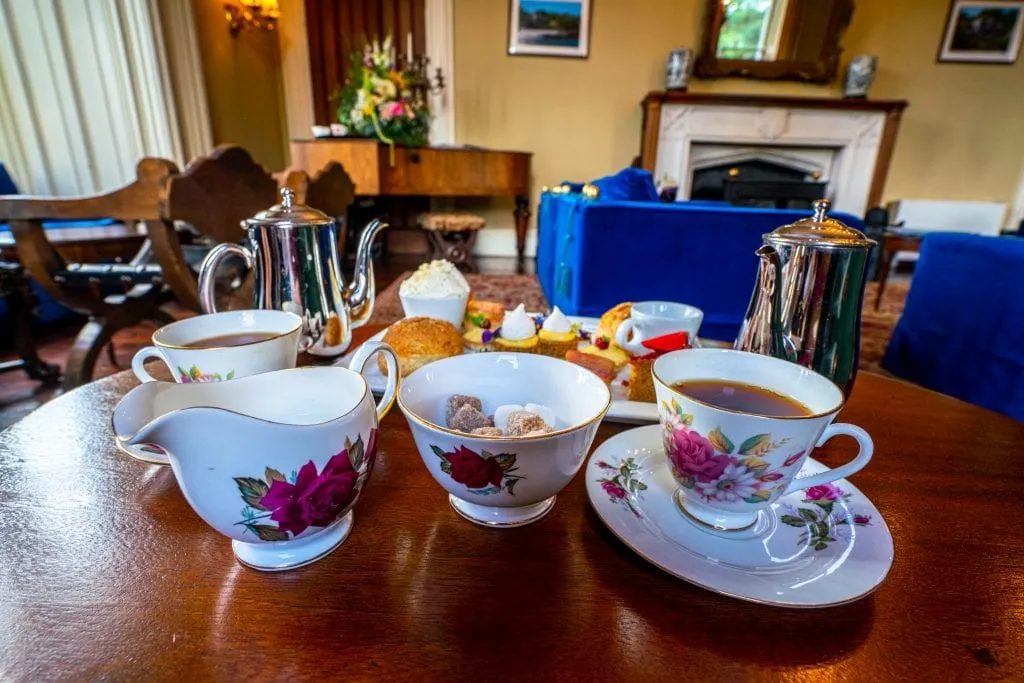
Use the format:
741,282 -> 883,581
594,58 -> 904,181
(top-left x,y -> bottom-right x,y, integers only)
938,0 -> 1024,63
508,0 -> 592,58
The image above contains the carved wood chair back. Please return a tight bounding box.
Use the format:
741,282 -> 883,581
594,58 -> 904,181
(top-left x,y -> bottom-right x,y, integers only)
0,157 -> 179,388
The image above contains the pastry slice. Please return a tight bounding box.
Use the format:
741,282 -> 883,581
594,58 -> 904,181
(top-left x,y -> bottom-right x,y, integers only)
626,355 -> 656,403
566,349 -> 617,385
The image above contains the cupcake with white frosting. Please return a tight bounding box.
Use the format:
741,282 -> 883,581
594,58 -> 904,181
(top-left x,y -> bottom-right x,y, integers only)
537,306 -> 578,358
492,304 -> 539,353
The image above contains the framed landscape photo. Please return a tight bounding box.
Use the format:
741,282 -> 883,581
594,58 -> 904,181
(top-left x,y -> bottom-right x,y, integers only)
508,0 -> 592,58
938,0 -> 1024,63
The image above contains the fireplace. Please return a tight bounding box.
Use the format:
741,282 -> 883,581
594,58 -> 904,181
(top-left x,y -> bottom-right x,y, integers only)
691,157 -> 827,209
640,92 -> 908,216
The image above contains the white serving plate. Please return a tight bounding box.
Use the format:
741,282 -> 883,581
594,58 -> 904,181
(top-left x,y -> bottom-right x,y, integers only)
339,316 -> 660,424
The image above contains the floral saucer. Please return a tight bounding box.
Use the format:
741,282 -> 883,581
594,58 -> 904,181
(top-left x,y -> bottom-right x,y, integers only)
586,425 -> 893,608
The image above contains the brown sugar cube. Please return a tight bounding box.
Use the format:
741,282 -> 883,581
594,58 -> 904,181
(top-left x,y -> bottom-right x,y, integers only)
471,427 -> 504,437
445,394 -> 483,426
506,410 -> 550,437
449,404 -> 491,433
523,427 -> 554,437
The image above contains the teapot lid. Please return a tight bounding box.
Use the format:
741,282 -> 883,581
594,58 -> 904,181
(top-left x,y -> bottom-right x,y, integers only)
766,199 -> 875,249
245,188 -> 334,229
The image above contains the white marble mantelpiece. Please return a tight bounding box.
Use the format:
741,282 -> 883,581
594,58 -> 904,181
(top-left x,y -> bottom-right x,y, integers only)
640,93 -> 908,217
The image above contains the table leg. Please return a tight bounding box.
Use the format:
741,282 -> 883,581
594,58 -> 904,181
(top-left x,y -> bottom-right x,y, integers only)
514,196 -> 530,265
875,242 -> 891,311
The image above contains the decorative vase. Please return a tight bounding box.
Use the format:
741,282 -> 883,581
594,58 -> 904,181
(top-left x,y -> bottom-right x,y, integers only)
666,48 -> 693,91
844,55 -> 878,99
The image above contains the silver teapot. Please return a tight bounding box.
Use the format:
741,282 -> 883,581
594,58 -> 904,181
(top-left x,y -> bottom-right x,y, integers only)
197,188 -> 387,357
735,199 -> 876,397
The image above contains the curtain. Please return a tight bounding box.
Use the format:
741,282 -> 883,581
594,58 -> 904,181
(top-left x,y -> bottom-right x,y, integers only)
0,0 -> 184,195
305,0 -> 427,125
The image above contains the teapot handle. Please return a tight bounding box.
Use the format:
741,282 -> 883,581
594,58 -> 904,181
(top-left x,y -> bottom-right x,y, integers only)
348,340 -> 400,421
197,243 -> 254,314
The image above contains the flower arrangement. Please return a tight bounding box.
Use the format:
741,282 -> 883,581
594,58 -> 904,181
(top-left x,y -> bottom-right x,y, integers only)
333,35 -> 432,158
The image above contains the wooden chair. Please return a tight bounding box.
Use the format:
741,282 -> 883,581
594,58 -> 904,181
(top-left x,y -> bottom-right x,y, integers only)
0,158 -> 179,389
151,146 -> 356,312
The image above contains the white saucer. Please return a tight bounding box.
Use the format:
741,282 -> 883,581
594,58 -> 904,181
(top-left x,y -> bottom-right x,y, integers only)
586,425 -> 893,608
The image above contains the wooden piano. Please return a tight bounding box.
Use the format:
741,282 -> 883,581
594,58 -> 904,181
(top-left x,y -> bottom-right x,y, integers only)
290,139 -> 532,259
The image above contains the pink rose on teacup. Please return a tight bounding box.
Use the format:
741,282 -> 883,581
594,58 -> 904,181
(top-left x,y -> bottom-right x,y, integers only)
665,427 -> 728,483
805,483 -> 843,501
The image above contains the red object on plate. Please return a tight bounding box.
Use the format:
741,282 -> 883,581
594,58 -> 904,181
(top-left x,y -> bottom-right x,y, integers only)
640,331 -> 690,354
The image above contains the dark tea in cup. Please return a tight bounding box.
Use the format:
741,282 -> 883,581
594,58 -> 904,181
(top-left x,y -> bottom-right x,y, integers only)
671,380 -> 811,417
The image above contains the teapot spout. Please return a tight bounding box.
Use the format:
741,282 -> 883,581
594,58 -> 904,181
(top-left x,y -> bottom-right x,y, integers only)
345,219 -> 388,327
735,245 -> 794,361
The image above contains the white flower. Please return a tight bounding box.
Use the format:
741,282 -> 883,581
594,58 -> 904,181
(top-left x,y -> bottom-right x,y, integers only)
696,462 -> 760,503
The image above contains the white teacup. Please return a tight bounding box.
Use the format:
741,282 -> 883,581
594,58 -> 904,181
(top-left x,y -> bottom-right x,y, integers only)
615,301 -> 703,355
132,310 -> 302,383
652,349 -> 873,532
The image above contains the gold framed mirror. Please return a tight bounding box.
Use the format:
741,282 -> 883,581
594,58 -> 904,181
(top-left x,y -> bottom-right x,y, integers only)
695,0 -> 854,83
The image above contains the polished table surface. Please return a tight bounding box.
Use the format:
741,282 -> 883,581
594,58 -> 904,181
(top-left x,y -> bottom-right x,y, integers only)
2,327 -> 1023,680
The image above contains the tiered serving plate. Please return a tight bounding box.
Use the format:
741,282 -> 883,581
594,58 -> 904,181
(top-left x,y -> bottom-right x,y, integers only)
341,316 -> 662,424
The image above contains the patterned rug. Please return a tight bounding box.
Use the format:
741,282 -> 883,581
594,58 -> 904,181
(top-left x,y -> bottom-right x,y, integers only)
370,274 -> 910,373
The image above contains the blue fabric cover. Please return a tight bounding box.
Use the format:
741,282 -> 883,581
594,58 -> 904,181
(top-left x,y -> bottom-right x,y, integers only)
536,191 -> 865,342
0,163 -> 19,195
590,168 -> 660,202
882,233 -> 1024,422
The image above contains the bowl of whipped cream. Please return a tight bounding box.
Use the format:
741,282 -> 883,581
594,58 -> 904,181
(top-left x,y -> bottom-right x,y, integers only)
399,260 -> 471,329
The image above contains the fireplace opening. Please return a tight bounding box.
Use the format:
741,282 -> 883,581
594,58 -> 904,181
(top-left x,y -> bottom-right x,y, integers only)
691,159 -> 826,210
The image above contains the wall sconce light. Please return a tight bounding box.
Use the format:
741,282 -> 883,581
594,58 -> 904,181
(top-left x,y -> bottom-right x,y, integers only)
224,0 -> 280,36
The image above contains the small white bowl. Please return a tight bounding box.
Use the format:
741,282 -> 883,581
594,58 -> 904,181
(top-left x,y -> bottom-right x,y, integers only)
399,291 -> 470,329
397,352 -> 611,527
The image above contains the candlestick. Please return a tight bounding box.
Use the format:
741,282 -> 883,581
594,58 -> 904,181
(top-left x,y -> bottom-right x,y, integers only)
406,32 -> 413,63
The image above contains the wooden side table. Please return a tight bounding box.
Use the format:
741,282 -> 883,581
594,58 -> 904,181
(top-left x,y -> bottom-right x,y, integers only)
875,232 -> 923,310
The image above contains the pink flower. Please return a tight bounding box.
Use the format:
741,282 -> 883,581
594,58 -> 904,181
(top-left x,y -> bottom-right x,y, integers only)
805,483 -> 843,501
783,451 -> 806,467
666,427 -> 729,483
596,461 -> 611,469
853,514 -> 872,525
602,481 -> 627,499
260,449 -> 360,536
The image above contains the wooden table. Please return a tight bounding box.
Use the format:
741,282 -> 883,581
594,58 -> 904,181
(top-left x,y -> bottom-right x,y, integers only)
290,139 -> 532,260
875,231 -> 923,310
3,327 -> 1023,680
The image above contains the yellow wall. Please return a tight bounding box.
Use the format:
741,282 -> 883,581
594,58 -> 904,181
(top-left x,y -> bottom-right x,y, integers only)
191,0 -> 288,171
454,0 -> 1024,253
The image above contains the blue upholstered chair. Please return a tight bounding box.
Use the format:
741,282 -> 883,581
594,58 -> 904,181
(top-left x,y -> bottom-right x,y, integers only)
536,169 -> 865,342
882,232 -> 1024,422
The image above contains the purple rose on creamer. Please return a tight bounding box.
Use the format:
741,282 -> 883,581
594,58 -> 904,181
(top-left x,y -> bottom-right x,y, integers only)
666,427 -> 729,483
260,448 -> 361,536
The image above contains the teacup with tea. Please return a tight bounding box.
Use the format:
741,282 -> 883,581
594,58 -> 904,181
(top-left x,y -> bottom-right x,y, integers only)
652,348 -> 873,532
131,310 -> 302,384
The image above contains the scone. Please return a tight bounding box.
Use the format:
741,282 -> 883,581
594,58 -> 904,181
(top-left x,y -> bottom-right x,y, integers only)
492,304 -> 538,353
537,306 -> 578,358
597,302 -> 633,341
379,316 -> 463,377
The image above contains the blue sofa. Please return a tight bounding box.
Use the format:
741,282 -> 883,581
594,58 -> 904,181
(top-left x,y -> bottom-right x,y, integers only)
536,169 -> 865,342
883,233 -> 1024,422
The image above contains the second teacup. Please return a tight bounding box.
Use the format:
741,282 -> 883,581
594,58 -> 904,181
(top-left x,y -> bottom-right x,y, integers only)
652,349 -> 873,533
615,301 -> 703,355
132,309 -> 302,384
